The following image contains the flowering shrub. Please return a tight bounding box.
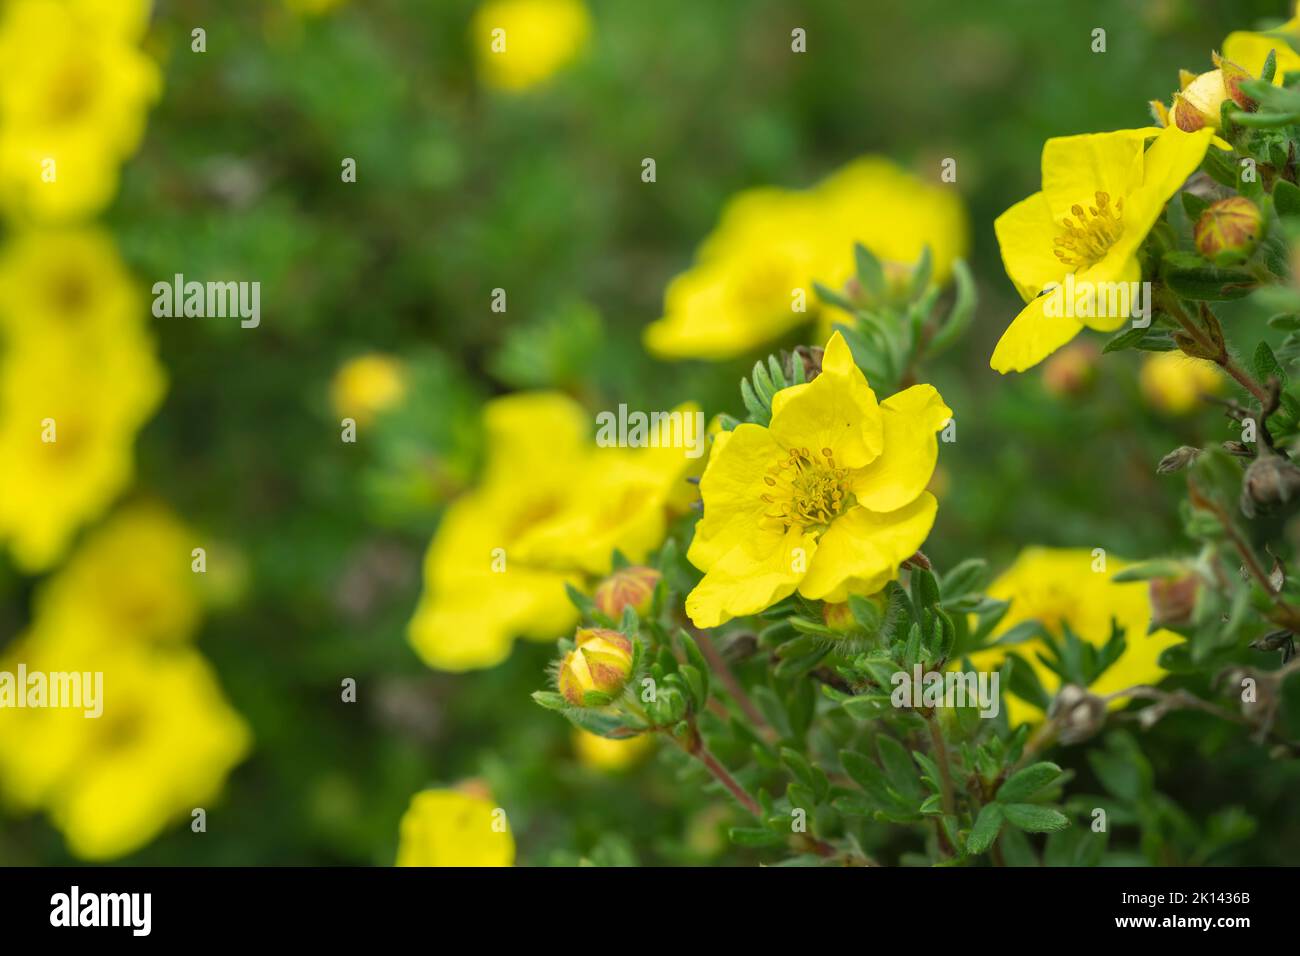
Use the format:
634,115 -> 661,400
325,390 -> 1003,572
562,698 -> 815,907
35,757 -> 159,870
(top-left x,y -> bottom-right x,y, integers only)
3,0 -> 1300,871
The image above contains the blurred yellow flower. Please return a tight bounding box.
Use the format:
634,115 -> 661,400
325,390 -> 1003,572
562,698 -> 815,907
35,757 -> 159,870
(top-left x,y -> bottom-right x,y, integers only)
33,502 -> 202,646
964,548 -> 1182,727
991,125 -> 1214,373
646,158 -> 967,360
0,228 -> 148,353
1139,351 -> 1223,415
0,631 -> 250,861
471,0 -> 591,92
330,353 -> 407,427
0,499 -> 247,860
396,788 -> 515,866
0,338 -> 165,572
1222,3 -> 1300,79
409,391 -> 699,671
0,231 -> 165,571
686,332 -> 949,627
573,728 -> 654,772
0,0 -> 161,223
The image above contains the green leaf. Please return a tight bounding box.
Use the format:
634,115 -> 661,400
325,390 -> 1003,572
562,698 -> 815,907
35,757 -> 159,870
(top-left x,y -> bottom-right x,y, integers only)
877,736 -> 923,803
910,567 -> 941,613
848,594 -> 882,632
854,242 -> 886,298
1003,654 -> 1051,712
564,583 -> 595,616
531,691 -> 569,712
813,281 -> 855,313
996,762 -> 1063,803
1181,191 -> 1210,222
727,827 -> 785,848
752,360 -> 778,403
940,558 -> 988,600
740,376 -> 768,423
927,259 -> 976,356
1160,251 -> 1256,300
1275,178 -> 1300,220
678,630 -> 711,702
1102,324 -> 1175,354
907,245 -> 933,302
1001,803 -> 1070,833
966,803 -> 1005,855
1254,340 -> 1287,385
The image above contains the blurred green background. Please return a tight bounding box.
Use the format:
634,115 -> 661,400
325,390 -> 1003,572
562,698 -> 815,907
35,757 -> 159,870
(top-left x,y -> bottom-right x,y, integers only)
3,0 -> 1299,865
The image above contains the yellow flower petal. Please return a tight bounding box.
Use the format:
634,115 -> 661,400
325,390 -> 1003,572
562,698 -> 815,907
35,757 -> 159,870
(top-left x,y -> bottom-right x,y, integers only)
1068,253 -> 1142,332
768,332 -> 884,469
1222,27 -> 1300,80
408,490 -> 579,671
1115,124 -> 1216,256
480,390 -> 589,484
994,191 -> 1067,302
396,789 -> 515,867
686,526 -> 816,628
797,493 -> 937,602
687,423 -> 783,570
990,291 -> 1085,374
848,385 -> 952,512
1039,128 -> 1157,222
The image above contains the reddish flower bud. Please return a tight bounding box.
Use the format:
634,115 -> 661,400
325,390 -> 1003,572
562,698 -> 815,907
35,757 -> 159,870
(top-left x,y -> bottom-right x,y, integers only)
1194,197 -> 1263,264
593,566 -> 661,619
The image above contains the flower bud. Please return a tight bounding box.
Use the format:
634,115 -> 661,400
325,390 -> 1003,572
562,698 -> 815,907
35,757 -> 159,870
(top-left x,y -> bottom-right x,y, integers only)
784,345 -> 824,384
1240,452 -> 1300,518
822,601 -> 856,634
1041,341 -> 1098,397
557,627 -> 634,706
1047,684 -> 1107,745
1171,54 -> 1253,132
1194,197 -> 1263,264
1149,574 -> 1199,628
1156,445 -> 1201,475
593,566 -> 660,619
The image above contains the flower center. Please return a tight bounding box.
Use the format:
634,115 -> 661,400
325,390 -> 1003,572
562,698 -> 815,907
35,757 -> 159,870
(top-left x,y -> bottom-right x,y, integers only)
1053,191 -> 1124,270
760,446 -> 849,532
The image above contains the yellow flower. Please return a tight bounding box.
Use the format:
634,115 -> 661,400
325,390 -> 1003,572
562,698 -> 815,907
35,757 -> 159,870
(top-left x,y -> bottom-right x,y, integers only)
0,229 -> 165,571
685,331 -> 949,628
471,0 -> 591,92
33,502 -> 202,646
1222,3 -> 1300,79
0,629 -> 251,861
396,788 -> 515,866
330,353 -> 407,427
573,728 -> 654,772
1139,351 -> 1223,414
0,0 -> 161,223
812,157 -> 969,292
646,158 -> 967,361
964,548 -> 1182,727
408,392 -> 698,671
991,125 -> 1215,374
0,338 -> 165,572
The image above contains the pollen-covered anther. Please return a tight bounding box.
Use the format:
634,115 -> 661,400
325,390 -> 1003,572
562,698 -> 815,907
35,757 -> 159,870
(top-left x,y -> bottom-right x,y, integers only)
1053,191 -> 1124,269
760,446 -> 850,532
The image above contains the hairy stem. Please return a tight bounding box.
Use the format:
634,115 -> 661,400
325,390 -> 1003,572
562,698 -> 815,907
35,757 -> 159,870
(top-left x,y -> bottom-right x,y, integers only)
691,627 -> 779,743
